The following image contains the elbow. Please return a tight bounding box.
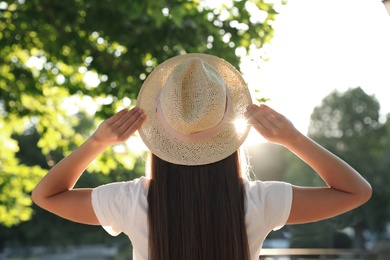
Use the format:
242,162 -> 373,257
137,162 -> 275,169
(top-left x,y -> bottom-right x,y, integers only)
357,181 -> 372,205
364,183 -> 373,201
31,188 -> 40,206
31,187 -> 45,208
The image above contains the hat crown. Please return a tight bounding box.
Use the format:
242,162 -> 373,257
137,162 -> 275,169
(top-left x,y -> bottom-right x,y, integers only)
159,58 -> 227,135
137,53 -> 252,165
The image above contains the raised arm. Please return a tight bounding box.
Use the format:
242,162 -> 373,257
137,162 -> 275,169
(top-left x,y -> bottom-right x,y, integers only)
245,104 -> 372,224
32,107 -> 145,225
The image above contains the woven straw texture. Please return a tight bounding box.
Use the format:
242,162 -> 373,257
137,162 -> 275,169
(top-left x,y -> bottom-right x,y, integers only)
136,53 -> 252,166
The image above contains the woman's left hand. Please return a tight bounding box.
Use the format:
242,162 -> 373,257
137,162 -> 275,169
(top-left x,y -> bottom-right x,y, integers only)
91,107 -> 146,146
32,107 -> 146,225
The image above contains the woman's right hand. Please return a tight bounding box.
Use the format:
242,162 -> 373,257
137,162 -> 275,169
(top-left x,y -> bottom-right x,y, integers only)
245,104 -> 301,147
246,103 -> 372,225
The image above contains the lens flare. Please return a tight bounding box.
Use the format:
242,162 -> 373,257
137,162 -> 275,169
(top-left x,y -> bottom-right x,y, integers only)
234,118 -> 248,135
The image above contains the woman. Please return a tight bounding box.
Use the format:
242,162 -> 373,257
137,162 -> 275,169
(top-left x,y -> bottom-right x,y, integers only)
32,53 -> 372,260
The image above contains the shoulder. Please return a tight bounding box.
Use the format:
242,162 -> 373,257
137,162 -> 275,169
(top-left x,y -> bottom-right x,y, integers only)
244,179 -> 293,231
244,178 -> 293,215
91,177 -> 150,237
92,177 -> 150,200
95,176 -> 149,189
244,179 -> 292,199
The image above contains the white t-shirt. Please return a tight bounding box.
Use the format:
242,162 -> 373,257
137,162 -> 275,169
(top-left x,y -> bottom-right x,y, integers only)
92,177 -> 292,260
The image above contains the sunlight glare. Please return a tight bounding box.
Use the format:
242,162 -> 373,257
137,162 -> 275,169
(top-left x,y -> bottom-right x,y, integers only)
235,117 -> 267,145
125,133 -> 149,154
234,118 -> 248,135
83,71 -> 100,89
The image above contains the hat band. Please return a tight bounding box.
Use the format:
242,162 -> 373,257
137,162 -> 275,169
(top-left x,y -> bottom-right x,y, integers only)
156,90 -> 232,142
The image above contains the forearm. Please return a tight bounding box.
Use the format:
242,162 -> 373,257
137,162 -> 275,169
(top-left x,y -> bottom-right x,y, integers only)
31,108 -> 145,223
285,133 -> 371,195
32,137 -> 108,200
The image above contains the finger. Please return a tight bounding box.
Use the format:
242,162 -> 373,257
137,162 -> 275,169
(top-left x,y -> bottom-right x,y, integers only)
247,104 -> 275,130
260,105 -> 285,126
247,104 -> 288,141
247,115 -> 268,135
261,105 -> 295,133
245,105 -> 272,136
117,109 -> 146,140
115,108 -> 140,133
122,112 -> 146,139
117,108 -> 143,132
260,104 -> 285,122
112,107 -> 140,128
105,109 -> 128,125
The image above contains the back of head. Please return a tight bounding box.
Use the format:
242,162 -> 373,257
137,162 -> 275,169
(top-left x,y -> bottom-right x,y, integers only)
137,53 -> 253,260
136,53 -> 252,166
147,152 -> 250,260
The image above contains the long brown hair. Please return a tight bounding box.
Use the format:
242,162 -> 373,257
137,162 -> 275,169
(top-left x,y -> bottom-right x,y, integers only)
147,151 -> 250,260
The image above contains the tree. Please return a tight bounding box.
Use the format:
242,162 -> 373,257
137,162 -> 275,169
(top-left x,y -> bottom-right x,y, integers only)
0,0 -> 281,226
288,87 -> 389,248
0,113 -> 151,249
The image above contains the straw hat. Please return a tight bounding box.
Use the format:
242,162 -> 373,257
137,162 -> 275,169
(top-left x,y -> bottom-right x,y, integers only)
136,53 -> 252,165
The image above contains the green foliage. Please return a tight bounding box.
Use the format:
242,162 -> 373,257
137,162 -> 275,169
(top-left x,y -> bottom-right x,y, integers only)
308,87 -> 381,142
0,118 -> 46,227
0,0 -> 281,228
289,222 -> 353,249
0,129 -> 146,247
289,222 -> 331,248
308,87 -> 389,230
287,87 -> 390,247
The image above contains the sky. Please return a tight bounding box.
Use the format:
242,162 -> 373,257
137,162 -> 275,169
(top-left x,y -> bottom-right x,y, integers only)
241,0 -> 390,139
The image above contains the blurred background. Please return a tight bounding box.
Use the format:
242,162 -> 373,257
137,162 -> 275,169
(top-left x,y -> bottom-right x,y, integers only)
1,0 -> 390,259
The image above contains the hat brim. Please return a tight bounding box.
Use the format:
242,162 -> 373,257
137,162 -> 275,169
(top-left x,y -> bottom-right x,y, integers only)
136,53 -> 252,166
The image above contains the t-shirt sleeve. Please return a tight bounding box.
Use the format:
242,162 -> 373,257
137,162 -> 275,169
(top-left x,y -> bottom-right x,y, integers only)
92,182 -> 126,236
248,180 -> 293,231
91,178 -> 149,236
